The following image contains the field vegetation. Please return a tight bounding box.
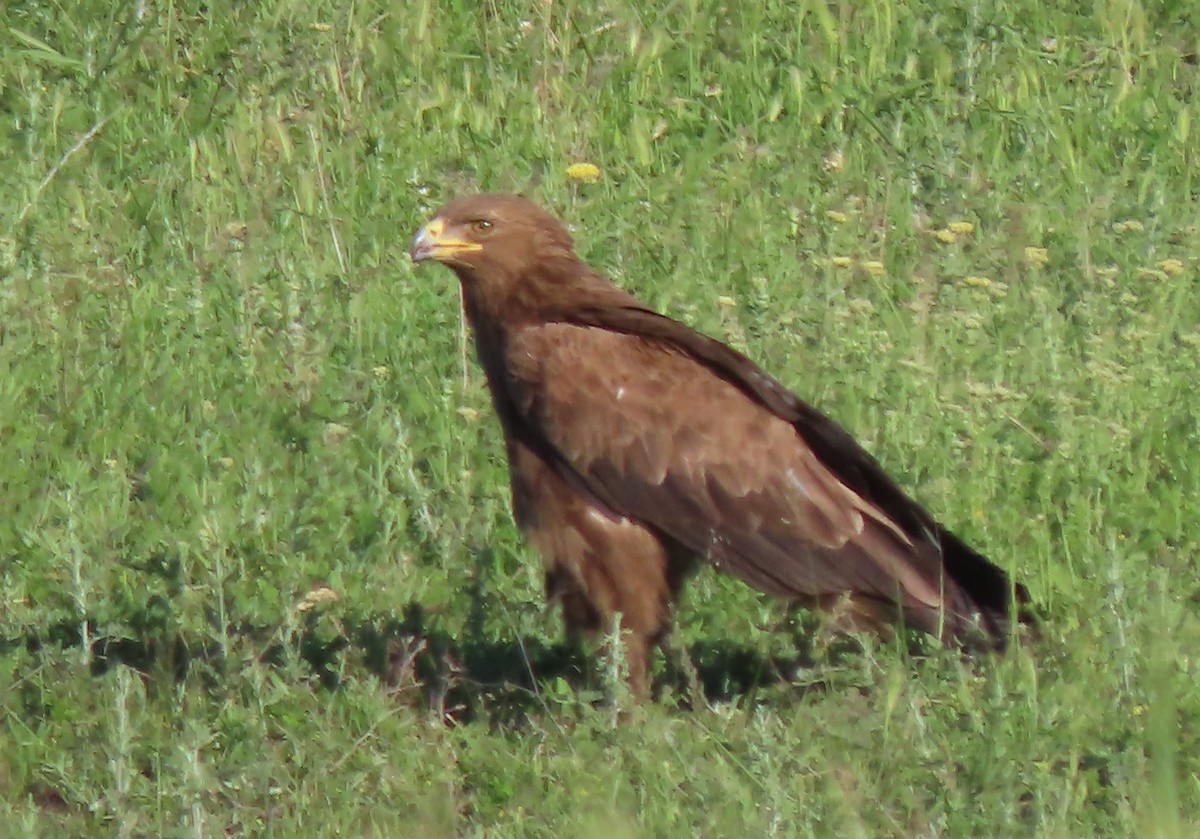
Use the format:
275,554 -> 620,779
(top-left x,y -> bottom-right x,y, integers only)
2,0 -> 1198,835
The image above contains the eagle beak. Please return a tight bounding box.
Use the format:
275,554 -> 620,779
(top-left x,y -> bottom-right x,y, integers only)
410,218 -> 483,264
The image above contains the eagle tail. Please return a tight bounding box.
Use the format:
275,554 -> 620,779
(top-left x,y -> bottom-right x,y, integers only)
939,526 -> 1035,648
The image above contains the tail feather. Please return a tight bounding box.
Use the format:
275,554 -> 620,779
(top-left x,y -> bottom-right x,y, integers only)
939,526 -> 1035,647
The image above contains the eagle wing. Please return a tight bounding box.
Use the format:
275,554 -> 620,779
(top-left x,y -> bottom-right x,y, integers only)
503,313 -> 969,630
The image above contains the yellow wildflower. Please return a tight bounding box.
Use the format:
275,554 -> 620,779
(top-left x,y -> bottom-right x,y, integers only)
1024,247 -> 1049,267
823,149 -> 844,172
1158,258 -> 1184,276
861,260 -> 885,277
565,162 -> 601,183
830,256 -> 853,268
296,585 -> 341,613
1113,219 -> 1145,233
372,365 -> 390,379
717,295 -> 737,308
457,406 -> 482,421
934,229 -> 958,244
948,220 -> 975,235
825,210 -> 849,224
963,275 -> 992,288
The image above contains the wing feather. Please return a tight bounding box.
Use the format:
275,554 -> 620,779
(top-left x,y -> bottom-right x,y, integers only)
505,321 -> 949,615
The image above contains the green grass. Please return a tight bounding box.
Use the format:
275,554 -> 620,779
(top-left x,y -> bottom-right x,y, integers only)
2,0 -> 1199,835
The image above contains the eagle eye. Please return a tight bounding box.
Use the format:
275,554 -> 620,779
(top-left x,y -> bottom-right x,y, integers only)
471,219 -> 495,235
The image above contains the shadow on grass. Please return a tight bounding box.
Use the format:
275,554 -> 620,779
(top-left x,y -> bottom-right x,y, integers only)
5,598 -> 841,727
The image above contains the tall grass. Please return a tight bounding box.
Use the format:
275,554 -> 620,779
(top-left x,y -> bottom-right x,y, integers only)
2,1 -> 1198,835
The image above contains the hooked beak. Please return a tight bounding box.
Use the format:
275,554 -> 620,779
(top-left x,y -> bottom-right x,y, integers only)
409,218 -> 483,264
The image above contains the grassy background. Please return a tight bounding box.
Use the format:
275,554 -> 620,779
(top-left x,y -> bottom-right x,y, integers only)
2,0 -> 1199,835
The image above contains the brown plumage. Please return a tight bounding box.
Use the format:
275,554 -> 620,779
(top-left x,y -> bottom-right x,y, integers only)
410,193 -> 1032,694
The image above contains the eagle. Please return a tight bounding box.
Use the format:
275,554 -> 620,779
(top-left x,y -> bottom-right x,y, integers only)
409,193 -> 1031,694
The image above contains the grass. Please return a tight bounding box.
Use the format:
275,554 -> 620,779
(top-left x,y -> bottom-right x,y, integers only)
2,0 -> 1199,835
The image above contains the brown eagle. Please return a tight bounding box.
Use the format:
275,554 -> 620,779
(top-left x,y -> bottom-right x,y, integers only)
410,193 -> 1031,693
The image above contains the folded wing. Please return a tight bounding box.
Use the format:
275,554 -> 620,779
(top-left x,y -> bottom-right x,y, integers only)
504,315 -> 1001,639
